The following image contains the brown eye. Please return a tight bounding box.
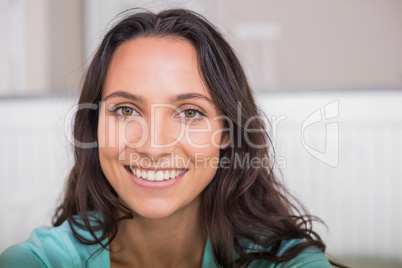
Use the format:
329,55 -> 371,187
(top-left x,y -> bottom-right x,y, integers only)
122,107 -> 133,116
184,109 -> 197,118
114,106 -> 139,116
177,108 -> 204,120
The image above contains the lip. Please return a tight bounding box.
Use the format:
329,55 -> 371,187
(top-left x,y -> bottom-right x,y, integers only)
127,165 -> 182,171
125,166 -> 187,190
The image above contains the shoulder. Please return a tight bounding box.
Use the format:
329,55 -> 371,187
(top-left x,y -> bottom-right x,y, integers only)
0,224 -> 75,268
0,219 -> 109,268
203,237 -> 331,268
277,239 -> 331,267
246,238 -> 332,268
0,244 -> 46,268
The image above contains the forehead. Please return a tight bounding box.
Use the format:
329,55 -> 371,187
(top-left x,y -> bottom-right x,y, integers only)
102,37 -> 210,102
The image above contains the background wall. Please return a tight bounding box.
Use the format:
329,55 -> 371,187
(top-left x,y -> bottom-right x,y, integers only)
222,0 -> 402,90
0,0 -> 84,95
1,0 -> 401,95
1,92 -> 401,268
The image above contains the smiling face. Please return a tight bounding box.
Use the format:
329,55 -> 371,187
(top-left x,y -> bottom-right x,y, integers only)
98,37 -> 227,220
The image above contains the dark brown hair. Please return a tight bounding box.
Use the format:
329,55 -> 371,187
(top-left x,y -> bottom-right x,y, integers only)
53,8 -> 344,267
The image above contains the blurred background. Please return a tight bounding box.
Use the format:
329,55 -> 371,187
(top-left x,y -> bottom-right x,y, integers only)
0,0 -> 401,267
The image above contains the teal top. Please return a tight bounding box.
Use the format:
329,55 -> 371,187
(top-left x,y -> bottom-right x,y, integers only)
0,219 -> 331,267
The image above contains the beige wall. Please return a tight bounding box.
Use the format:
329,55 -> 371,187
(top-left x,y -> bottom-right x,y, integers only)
221,0 -> 402,90
1,0 -> 401,95
25,0 -> 51,93
49,0 -> 85,92
0,0 -> 84,95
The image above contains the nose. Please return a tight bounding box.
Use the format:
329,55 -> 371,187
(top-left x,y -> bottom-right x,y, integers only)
131,108 -> 180,160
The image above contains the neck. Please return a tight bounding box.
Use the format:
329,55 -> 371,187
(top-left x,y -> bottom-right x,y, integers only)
109,197 -> 206,268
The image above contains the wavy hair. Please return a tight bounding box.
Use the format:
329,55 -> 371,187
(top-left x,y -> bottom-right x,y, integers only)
53,8 -> 344,267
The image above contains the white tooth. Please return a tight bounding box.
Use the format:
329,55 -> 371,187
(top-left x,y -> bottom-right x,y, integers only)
147,171 -> 156,181
164,171 -> 170,180
155,171 -> 164,181
136,168 -> 141,178
142,170 -> 147,179
170,170 -> 176,179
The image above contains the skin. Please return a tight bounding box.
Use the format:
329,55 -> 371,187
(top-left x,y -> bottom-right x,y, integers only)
98,37 -> 228,267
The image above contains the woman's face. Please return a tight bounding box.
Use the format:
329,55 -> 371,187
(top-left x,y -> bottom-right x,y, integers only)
98,37 -> 227,219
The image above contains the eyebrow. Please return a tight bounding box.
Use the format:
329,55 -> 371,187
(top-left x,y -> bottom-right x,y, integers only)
171,93 -> 213,104
104,91 -> 214,105
103,91 -> 143,102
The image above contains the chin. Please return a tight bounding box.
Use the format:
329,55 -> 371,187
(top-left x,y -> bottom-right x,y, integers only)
128,200 -> 182,220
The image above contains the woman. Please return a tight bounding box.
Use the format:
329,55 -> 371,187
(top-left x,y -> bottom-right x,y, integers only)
0,9 -> 345,267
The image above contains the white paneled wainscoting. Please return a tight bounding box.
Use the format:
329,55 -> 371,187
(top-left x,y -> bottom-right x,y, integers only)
0,90 -> 401,266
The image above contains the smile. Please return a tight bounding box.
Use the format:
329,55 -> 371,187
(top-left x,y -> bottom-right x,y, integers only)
127,166 -> 187,182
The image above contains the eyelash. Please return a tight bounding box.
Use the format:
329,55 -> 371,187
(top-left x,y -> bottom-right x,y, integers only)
108,105 -> 206,121
177,107 -> 206,120
109,105 -> 140,117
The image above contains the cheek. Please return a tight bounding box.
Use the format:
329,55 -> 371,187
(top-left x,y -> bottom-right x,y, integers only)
183,125 -> 223,169
184,120 -> 224,150
98,118 -> 118,171
98,115 -> 147,154
184,131 -> 212,149
98,114 -> 119,150
124,118 -> 149,146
